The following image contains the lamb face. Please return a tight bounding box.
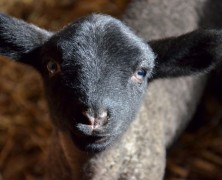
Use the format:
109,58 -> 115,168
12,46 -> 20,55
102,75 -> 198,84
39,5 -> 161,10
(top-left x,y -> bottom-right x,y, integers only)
0,13 -> 221,153
39,14 -> 155,152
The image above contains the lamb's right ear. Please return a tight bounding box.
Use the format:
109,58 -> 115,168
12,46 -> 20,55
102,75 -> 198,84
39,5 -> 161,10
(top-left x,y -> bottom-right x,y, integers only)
0,13 -> 53,66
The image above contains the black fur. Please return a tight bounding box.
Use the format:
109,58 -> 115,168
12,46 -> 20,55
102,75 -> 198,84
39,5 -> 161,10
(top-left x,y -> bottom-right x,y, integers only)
0,13 -> 221,152
41,15 -> 154,152
150,30 -> 222,79
0,13 -> 51,61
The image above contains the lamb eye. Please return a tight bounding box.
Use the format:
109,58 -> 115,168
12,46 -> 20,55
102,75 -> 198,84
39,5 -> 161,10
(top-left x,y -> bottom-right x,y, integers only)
47,60 -> 60,76
132,69 -> 147,83
136,69 -> 146,78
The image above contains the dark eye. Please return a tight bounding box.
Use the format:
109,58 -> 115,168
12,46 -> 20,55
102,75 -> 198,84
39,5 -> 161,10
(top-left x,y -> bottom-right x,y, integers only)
136,69 -> 146,78
131,69 -> 147,83
47,59 -> 60,76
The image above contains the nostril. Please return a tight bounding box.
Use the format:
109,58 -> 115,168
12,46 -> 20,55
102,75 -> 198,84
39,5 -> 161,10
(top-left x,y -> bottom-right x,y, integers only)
82,111 -> 95,126
99,110 -> 108,120
82,109 -> 108,129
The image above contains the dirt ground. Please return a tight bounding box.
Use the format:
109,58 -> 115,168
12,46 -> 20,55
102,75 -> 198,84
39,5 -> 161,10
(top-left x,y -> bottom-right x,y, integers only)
0,0 -> 221,179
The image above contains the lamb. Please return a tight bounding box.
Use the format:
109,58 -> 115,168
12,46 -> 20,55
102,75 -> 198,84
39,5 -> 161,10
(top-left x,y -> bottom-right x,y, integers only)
0,0 -> 222,179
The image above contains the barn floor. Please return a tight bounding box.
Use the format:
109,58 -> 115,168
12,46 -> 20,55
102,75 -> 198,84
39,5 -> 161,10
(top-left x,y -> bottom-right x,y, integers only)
0,0 -> 221,179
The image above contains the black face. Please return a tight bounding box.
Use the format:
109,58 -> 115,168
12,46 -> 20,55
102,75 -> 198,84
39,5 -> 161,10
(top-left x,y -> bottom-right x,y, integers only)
40,14 -> 155,152
1,13 -> 220,153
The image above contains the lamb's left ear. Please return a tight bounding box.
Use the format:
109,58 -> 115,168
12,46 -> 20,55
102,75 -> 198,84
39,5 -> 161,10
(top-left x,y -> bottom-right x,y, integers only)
150,30 -> 222,79
0,13 -> 53,65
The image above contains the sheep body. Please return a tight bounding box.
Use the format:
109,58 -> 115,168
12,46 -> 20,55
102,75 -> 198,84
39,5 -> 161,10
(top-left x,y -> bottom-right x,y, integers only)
47,0 -> 208,179
124,0 -> 207,146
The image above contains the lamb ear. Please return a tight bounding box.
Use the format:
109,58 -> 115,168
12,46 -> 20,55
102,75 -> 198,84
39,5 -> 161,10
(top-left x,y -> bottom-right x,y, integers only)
0,13 -> 53,66
149,29 -> 222,79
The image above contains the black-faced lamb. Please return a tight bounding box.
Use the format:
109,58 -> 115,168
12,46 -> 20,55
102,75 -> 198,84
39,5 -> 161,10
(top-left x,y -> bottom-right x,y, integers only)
0,0 -> 222,179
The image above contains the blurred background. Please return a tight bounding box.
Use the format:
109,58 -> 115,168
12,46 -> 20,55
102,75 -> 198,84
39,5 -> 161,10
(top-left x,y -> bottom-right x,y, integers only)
0,0 -> 221,179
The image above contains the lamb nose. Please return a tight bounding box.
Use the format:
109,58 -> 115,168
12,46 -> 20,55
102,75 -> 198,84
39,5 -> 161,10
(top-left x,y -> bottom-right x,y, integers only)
82,110 -> 108,129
